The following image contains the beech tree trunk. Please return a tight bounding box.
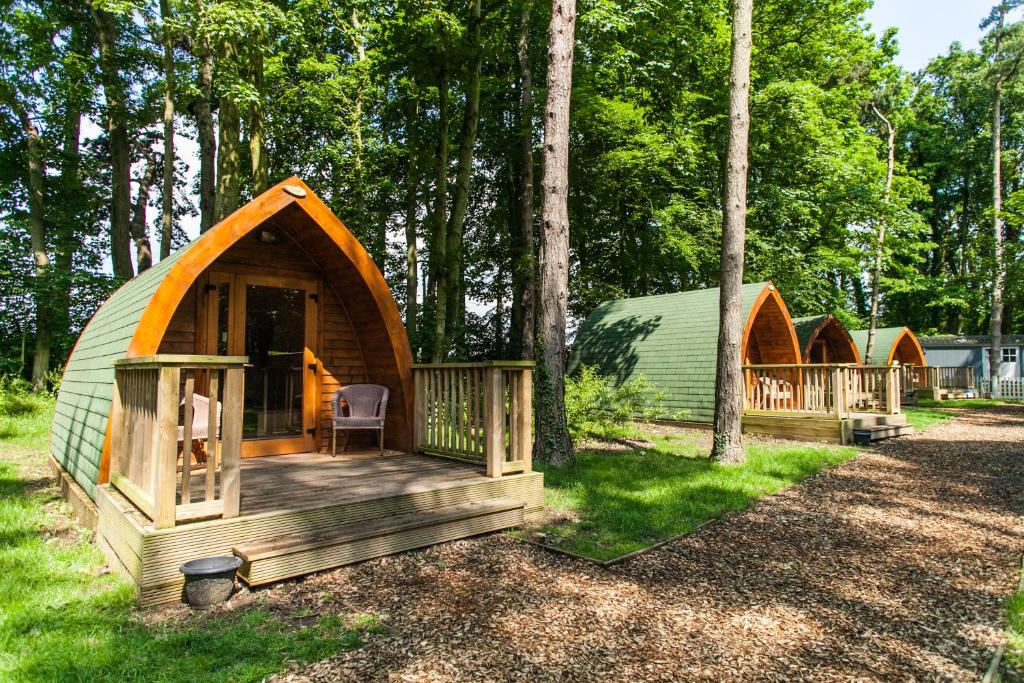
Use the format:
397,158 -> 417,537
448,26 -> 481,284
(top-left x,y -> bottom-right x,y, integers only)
534,0 -> 576,466
351,9 -> 376,262
130,152 -> 159,272
91,4 -> 134,279
12,102 -> 51,390
160,0 -> 175,259
216,40 -> 242,222
710,0 -> 753,464
430,55 -> 450,363
444,0 -> 484,352
193,0 -> 216,232
990,4 -> 1006,395
404,99 -> 420,351
249,43 -> 268,195
512,2 -> 536,361
864,103 -> 895,365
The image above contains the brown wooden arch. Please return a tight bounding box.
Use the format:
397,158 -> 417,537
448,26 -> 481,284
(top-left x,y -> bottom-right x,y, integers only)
741,283 -> 802,366
888,327 -> 926,366
801,316 -> 862,364
98,177 -> 413,482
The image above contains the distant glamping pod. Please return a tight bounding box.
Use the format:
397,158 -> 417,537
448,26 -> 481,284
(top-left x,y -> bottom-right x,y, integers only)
52,177 -> 415,501
849,326 -> 926,367
791,315 -> 862,365
568,282 -> 801,423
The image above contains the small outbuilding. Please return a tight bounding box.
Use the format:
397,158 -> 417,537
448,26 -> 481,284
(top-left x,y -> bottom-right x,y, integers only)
920,334 -> 1022,379
569,282 -> 801,423
792,315 -> 861,365
850,326 -> 926,367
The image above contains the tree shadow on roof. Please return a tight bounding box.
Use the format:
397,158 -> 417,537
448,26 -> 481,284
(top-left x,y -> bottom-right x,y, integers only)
571,311 -> 663,387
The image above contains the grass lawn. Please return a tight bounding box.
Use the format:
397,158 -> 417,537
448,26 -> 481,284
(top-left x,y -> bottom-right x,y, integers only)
904,398 -> 1022,433
1006,560 -> 1024,677
527,431 -> 858,562
0,394 -> 379,683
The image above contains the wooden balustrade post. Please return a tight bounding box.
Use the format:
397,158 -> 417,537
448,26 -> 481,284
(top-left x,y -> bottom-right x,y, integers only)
832,367 -> 845,420
516,368 -> 533,473
220,366 -> 243,518
483,366 -> 504,479
180,372 -> 195,505
887,366 -> 899,414
413,369 -> 425,452
152,366 -> 180,529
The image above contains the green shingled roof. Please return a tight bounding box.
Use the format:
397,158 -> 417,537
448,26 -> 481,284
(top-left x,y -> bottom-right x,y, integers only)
791,315 -> 830,356
849,326 -> 906,365
568,282 -> 771,424
51,247 -> 189,500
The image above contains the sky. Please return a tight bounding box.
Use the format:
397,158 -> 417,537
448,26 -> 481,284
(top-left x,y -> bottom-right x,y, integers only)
863,0 -> 994,72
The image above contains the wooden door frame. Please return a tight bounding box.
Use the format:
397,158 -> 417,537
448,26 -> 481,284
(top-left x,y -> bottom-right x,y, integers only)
200,269 -> 322,457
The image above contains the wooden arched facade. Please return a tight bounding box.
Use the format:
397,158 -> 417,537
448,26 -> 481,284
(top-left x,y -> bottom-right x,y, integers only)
742,284 -> 803,366
850,326 -> 926,367
53,177 -> 414,498
792,315 -> 862,364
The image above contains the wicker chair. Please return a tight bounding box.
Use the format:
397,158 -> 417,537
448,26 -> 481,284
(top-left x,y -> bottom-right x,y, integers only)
178,394 -> 220,466
331,384 -> 389,456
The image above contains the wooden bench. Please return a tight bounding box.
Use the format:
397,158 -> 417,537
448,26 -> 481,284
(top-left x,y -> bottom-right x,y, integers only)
233,497 -> 526,586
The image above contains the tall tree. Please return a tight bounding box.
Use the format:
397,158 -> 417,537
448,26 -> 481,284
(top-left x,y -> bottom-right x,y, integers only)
710,0 -> 754,464
191,0 -> 217,232
404,97 -> 420,350
511,0 -> 536,360
429,42 -> 450,362
129,150 -> 158,272
215,34 -> 242,221
90,2 -> 134,279
863,102 -> 895,364
160,0 -> 176,259
534,0 -> 575,465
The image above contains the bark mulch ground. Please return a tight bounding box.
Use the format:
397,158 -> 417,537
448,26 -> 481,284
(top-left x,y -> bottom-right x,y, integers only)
261,405 -> 1024,682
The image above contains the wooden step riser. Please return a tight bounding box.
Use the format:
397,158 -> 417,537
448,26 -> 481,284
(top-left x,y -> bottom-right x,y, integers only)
849,415 -> 908,428
239,507 -> 525,586
867,426 -> 915,441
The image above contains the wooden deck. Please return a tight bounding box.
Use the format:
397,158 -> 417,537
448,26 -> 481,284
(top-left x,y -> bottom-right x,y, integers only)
96,450 -> 544,605
742,412 -> 913,444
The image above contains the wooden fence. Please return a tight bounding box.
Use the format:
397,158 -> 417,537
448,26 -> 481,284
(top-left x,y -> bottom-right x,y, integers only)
979,378 -> 1024,399
412,362 -> 533,478
743,364 -> 900,418
109,355 -> 247,529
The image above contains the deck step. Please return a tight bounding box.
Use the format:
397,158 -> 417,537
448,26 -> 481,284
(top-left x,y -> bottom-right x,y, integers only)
233,497 -> 525,586
862,424 -> 915,441
849,413 -> 908,428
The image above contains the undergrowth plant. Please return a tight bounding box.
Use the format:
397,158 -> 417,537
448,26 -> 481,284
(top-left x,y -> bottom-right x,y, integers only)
565,365 -> 678,444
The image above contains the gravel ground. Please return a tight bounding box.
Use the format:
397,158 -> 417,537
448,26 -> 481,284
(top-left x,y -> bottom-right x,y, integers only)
263,405 -> 1024,682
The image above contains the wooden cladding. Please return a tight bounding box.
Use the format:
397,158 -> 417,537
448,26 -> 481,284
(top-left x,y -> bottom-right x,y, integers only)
743,364 -> 901,419
413,363 -> 534,478
109,355 -> 246,529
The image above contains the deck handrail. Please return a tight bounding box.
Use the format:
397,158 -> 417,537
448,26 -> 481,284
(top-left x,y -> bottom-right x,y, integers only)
413,362 -> 534,478
742,363 -> 901,418
109,354 -> 247,529
899,364 -> 975,392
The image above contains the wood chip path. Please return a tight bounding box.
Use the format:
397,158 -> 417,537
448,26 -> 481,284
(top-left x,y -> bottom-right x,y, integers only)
265,405 -> 1024,682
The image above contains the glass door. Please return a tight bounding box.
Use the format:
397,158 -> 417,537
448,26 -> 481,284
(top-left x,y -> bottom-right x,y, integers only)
204,271 -> 320,456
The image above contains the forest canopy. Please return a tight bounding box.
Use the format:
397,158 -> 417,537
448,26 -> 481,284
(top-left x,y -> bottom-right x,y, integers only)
1,0 -> 1022,383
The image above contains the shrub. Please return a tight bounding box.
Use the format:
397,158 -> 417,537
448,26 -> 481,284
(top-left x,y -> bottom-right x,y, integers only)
565,365 -> 677,444
0,376 -> 50,416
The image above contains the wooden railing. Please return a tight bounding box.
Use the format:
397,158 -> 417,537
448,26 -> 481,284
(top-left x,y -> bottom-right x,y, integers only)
109,355 -> 247,529
412,362 -> 533,478
901,365 -> 975,391
743,364 -> 901,418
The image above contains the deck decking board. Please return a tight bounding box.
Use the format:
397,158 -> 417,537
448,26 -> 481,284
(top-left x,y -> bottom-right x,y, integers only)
96,451 -> 544,604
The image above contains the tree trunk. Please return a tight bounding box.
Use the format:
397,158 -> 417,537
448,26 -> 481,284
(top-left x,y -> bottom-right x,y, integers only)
13,103 -> 51,390
130,152 -> 159,272
534,0 -> 576,466
513,2 -> 536,361
91,4 -> 134,279
160,0 -> 175,259
710,0 -> 753,464
215,39 -> 241,222
351,8 -> 377,262
444,0 -> 484,353
864,103 -> 895,365
249,43 -> 268,195
193,0 -> 216,232
430,55 -> 450,363
990,5 -> 1006,395
404,99 -> 420,353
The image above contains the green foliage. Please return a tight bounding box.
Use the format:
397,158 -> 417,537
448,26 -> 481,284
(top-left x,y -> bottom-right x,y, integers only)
1007,563 -> 1024,675
565,365 -> 676,444
0,377 -> 53,445
528,431 -> 857,561
0,408 -> 379,682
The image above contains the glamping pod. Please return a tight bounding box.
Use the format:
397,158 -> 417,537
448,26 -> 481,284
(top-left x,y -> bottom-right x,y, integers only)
850,326 -> 926,367
51,179 -> 543,604
569,282 -> 801,423
53,177 -> 415,500
792,315 -> 862,365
